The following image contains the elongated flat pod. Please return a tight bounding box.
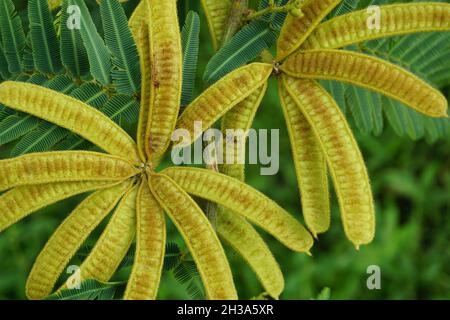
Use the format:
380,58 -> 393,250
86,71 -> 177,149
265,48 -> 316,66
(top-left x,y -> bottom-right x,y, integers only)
282,76 -> 374,247
220,82 -> 267,180
78,184 -> 138,284
0,151 -> 138,192
144,0 -> 182,161
161,167 -> 313,253
177,63 -> 272,146
201,0 -> 232,50
217,209 -> 284,299
0,180 -> 115,232
277,0 -> 342,61
124,180 -> 166,300
128,0 -> 147,43
279,82 -> 330,236
281,50 -> 448,118
0,81 -> 140,162
302,3 -> 450,50
150,173 -> 237,300
26,182 -> 131,300
136,22 -> 151,161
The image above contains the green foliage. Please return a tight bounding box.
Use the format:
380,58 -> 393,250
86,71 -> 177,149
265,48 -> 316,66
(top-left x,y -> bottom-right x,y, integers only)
100,0 -> 140,94
203,20 -> 277,84
0,0 -> 26,74
72,0 -> 111,85
45,279 -> 121,300
181,11 -> 200,106
60,0 -> 89,78
28,0 -> 63,74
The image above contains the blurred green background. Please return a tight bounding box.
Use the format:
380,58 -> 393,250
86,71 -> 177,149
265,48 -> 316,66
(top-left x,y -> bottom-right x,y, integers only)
0,0 -> 449,300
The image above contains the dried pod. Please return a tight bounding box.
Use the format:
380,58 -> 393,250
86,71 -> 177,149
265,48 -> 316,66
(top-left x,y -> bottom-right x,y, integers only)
26,182 -> 131,300
161,167 -> 314,253
125,181 -> 166,300
0,82 -> 140,162
150,173 -> 237,300
79,184 -> 138,283
279,82 -> 330,237
302,3 -> 450,49
0,151 -> 138,192
277,0 -> 342,61
144,0 -> 182,161
217,209 -> 284,299
177,63 -> 272,145
201,0 -> 232,50
282,76 -> 375,248
282,50 -> 448,118
220,82 -> 267,180
0,181 -> 115,232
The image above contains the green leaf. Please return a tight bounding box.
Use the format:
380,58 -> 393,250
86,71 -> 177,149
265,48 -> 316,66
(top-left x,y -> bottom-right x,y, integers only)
100,0 -> 140,94
28,0 -> 63,74
72,0 -> 111,85
346,86 -> 383,136
316,287 -> 331,300
101,94 -> 140,125
45,279 -> 122,300
22,34 -> 35,73
204,20 -> 277,84
60,0 -> 89,78
0,42 -> 11,79
0,0 -> 26,74
258,0 -> 289,30
181,11 -> 200,106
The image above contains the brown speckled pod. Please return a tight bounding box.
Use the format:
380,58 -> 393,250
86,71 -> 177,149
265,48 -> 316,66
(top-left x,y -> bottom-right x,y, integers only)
282,75 -> 375,248
302,3 -> 450,49
26,182 -> 131,300
282,50 -> 448,118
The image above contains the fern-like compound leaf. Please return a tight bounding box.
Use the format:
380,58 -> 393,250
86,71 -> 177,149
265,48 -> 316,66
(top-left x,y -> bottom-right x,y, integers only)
100,0 -> 141,94
28,0 -> 63,74
181,11 -> 200,107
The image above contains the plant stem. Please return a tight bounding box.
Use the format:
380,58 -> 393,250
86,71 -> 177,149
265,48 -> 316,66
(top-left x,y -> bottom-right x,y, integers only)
221,0 -> 249,47
204,0 -> 250,230
246,2 -> 291,21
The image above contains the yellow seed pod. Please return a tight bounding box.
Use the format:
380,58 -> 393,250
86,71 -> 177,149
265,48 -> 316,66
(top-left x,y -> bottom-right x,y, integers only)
220,82 -> 267,181
150,173 -> 237,300
161,167 -> 314,253
26,182 -> 131,300
48,0 -> 61,10
0,151 -> 138,192
302,3 -> 450,49
201,0 -> 232,50
177,63 -> 273,146
278,82 -> 330,237
282,76 -> 375,248
0,180 -> 115,232
277,0 -> 342,61
78,184 -> 138,284
217,209 -> 284,299
128,0 -> 148,43
144,0 -> 182,161
0,82 -> 140,163
281,50 -> 449,118
124,180 -> 166,300
136,21 -> 151,161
